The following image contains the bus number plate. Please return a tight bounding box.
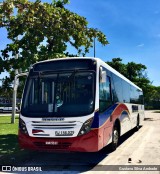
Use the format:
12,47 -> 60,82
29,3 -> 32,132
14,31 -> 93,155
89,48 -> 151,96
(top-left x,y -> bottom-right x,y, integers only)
55,131 -> 74,136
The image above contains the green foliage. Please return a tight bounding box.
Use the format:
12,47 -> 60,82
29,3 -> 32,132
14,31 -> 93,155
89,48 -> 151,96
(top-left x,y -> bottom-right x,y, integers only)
0,116 -> 35,165
106,58 -> 126,75
145,85 -> 160,109
0,0 -> 108,98
106,58 -> 147,83
106,58 -> 160,109
0,77 -> 13,98
0,116 -> 19,155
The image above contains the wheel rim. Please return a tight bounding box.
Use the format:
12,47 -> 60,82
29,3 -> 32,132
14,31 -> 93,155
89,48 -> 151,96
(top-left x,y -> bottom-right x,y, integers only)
113,129 -> 118,145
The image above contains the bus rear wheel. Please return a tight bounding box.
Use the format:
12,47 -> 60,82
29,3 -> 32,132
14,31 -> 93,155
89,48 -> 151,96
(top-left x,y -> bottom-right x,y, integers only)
111,126 -> 119,151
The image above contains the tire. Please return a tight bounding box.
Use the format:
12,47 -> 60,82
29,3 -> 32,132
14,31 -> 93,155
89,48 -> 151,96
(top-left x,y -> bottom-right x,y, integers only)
111,126 -> 119,151
0,109 -> 3,113
136,116 -> 140,131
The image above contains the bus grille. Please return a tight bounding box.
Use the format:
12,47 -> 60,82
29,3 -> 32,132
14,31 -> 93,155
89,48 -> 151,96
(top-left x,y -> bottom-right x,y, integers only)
34,142 -> 72,149
31,121 -> 76,129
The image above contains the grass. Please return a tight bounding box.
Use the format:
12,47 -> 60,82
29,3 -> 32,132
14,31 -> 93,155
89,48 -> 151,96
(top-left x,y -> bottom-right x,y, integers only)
0,116 -> 33,165
0,116 -> 19,154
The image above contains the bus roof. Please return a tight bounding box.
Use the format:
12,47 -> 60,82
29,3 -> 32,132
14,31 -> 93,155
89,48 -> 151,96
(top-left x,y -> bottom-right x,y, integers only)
32,57 -> 142,91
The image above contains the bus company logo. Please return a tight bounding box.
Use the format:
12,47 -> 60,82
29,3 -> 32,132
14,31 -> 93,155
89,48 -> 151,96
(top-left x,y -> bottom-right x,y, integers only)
2,166 -> 11,172
42,118 -> 64,121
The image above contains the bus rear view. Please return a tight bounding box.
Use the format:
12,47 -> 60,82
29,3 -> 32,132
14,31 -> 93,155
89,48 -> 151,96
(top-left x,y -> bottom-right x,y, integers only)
19,58 -> 99,152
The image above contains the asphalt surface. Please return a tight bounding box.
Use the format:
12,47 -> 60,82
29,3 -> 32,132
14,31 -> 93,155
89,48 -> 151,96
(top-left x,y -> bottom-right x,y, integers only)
1,110 -> 160,174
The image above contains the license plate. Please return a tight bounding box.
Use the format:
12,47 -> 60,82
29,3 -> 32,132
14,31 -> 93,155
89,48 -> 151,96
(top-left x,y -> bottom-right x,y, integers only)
45,141 -> 58,145
55,131 -> 74,136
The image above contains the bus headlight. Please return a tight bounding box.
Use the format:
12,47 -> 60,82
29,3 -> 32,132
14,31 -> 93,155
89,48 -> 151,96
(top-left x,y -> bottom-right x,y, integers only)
78,117 -> 93,136
19,118 -> 28,135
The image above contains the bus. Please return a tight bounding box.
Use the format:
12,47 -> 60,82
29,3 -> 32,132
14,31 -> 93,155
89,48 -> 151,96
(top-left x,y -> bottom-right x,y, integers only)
19,57 -> 144,152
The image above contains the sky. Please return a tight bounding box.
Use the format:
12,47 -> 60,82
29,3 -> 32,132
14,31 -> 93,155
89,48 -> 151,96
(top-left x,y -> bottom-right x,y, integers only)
0,0 -> 160,86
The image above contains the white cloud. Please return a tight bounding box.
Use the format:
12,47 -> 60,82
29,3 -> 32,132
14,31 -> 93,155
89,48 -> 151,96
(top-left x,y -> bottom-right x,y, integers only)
137,44 -> 144,47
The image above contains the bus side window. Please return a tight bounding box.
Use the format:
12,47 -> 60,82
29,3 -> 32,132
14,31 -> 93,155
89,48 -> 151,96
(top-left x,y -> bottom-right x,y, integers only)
99,75 -> 112,113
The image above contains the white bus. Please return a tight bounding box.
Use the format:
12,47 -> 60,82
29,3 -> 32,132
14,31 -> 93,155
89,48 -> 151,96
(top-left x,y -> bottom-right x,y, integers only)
19,57 -> 144,152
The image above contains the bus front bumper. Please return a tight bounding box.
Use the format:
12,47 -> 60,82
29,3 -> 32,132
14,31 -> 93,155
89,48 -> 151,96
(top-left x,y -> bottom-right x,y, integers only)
18,129 -> 100,152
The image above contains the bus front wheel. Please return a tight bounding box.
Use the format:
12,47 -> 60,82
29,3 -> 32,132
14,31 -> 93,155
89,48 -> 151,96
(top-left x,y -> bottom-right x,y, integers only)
111,126 -> 119,151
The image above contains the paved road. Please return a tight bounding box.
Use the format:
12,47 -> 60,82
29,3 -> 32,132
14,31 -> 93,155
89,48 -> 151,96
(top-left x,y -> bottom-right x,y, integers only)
2,110 -> 160,174
85,110 -> 160,174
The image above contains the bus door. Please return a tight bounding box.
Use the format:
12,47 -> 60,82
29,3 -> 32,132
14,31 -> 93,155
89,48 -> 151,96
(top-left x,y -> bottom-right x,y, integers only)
99,68 -> 113,147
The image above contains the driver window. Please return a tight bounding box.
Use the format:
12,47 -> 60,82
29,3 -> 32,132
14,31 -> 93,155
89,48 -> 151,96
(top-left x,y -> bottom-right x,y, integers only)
99,74 -> 112,113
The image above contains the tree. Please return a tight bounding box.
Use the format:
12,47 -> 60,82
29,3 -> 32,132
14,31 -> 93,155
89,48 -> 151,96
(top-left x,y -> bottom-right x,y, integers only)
0,0 -> 108,98
152,86 -> 160,102
106,58 -> 148,82
146,85 -> 160,109
126,62 -> 147,82
106,58 -> 126,76
0,77 -> 12,98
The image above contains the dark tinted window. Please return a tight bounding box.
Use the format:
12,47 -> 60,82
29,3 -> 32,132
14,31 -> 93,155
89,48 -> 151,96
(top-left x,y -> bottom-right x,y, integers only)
22,71 -> 95,117
122,81 -> 130,103
112,74 -> 123,102
130,86 -> 139,104
99,74 -> 112,113
33,59 -> 96,72
138,90 -> 143,104
111,72 -> 143,104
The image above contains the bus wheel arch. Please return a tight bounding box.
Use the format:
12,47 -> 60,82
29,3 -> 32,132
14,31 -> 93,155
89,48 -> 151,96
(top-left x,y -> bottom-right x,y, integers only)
111,119 -> 121,151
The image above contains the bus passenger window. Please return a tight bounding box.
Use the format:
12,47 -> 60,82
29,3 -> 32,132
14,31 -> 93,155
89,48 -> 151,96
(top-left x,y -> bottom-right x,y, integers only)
99,76 -> 112,113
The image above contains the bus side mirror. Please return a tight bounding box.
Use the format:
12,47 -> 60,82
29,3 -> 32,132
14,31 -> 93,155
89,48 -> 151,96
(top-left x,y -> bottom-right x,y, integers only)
100,67 -> 106,83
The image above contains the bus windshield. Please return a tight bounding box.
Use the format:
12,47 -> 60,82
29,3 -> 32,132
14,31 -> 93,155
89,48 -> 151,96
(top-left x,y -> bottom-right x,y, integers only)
21,71 -> 95,117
